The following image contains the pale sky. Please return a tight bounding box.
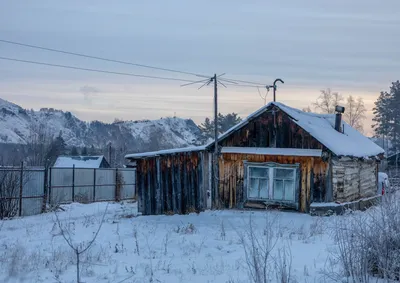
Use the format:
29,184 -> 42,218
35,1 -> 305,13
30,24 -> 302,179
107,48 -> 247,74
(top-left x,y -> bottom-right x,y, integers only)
1,0 -> 399,135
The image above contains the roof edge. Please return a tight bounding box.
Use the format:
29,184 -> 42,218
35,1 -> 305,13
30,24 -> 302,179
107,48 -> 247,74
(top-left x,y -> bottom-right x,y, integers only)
125,145 -> 206,159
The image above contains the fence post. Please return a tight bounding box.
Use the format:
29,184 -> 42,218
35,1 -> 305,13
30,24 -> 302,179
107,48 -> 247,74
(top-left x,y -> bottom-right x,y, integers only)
49,167 -> 52,206
42,163 -> 48,213
115,168 -> 120,202
72,165 -> 75,202
19,161 -> 23,217
93,168 -> 96,202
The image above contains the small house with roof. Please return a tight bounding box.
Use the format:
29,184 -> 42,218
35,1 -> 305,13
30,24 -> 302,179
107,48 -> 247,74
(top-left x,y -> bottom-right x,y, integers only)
125,102 -> 384,215
54,155 -> 110,168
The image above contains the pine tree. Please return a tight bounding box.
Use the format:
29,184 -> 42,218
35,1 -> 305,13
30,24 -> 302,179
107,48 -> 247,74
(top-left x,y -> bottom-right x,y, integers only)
46,132 -> 67,164
373,81 -> 400,152
89,145 -> 96,155
199,113 -> 242,139
81,147 -> 88,156
199,117 -> 214,138
219,113 -> 242,133
70,146 -> 79,156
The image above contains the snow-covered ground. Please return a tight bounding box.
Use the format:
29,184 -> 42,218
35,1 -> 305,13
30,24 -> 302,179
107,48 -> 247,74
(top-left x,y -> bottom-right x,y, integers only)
0,202 -> 342,283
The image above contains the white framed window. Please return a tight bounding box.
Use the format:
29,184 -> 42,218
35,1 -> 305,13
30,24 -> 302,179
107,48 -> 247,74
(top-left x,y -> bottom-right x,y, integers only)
246,163 -> 297,203
273,168 -> 296,201
248,166 -> 269,199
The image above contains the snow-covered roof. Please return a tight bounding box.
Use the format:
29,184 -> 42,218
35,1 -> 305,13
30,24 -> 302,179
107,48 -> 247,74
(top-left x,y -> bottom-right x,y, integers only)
221,147 -> 322,157
53,156 -> 107,168
271,103 -> 384,158
125,146 -> 206,159
206,102 -> 384,158
125,102 -> 384,160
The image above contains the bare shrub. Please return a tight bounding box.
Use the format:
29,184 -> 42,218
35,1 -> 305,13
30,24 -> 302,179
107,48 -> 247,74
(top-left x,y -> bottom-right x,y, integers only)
54,204 -> 108,283
0,170 -> 20,219
324,195 -> 400,282
220,220 -> 226,241
237,213 -> 279,283
162,232 -> 170,256
133,226 -> 140,255
174,222 -> 196,234
274,245 -> 294,283
74,193 -> 90,204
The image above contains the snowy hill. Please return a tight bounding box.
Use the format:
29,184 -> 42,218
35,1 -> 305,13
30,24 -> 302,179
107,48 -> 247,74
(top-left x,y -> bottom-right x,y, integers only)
0,98 -> 203,152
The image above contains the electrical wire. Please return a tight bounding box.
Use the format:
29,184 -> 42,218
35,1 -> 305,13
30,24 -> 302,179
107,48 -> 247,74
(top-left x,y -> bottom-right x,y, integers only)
0,56 -> 204,83
0,39 -> 270,87
0,39 -> 206,78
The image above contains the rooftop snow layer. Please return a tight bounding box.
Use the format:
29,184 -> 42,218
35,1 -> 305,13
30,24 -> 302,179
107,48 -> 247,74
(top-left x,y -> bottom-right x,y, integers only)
272,102 -> 384,157
205,102 -> 384,158
53,156 -> 105,168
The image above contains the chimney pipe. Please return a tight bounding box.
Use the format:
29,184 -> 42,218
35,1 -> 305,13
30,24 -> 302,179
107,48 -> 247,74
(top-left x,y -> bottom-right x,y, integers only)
334,105 -> 345,132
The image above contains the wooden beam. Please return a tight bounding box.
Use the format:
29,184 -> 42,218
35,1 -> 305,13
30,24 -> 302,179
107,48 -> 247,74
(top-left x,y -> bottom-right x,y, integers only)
156,157 -> 161,215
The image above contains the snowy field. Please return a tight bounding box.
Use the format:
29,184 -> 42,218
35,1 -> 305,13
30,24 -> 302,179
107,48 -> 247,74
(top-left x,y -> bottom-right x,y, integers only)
0,199 -> 397,283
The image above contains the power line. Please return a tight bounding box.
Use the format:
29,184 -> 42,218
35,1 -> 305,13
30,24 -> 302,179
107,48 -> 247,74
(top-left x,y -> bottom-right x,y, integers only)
0,39 -> 269,86
0,56 -> 268,90
0,39 -> 206,78
221,78 -> 266,86
0,56 -> 204,83
223,82 -> 267,88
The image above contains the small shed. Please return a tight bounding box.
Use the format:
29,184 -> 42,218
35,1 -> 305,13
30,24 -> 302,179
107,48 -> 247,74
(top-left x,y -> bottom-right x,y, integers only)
53,156 -> 110,168
126,102 -> 384,215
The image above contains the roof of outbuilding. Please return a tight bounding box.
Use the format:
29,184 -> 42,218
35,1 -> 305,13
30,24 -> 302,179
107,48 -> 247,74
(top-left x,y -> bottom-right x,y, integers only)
53,156 -> 108,168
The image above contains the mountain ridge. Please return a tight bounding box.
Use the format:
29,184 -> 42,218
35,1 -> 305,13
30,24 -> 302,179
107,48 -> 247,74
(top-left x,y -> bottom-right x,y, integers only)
0,98 -> 203,153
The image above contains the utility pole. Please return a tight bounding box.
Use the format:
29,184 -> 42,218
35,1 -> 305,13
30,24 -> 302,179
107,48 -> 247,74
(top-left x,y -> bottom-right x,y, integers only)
213,74 -> 219,208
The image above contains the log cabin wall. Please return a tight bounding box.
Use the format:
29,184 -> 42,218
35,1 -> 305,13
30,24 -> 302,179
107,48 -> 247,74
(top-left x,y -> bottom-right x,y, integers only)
218,153 -> 329,212
135,150 -> 207,215
332,158 -> 378,203
220,108 -> 324,150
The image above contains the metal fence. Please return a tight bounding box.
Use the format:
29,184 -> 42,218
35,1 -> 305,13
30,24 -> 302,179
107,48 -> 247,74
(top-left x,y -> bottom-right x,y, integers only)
0,165 -> 136,218
0,166 -> 45,217
49,167 -> 136,204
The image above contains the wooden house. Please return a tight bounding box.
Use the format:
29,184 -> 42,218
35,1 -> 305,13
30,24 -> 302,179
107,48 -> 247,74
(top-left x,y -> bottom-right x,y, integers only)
125,102 -> 384,215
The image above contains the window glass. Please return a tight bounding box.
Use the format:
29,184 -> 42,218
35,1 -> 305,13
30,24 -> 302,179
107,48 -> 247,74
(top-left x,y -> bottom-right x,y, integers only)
259,179 -> 269,199
274,179 -> 284,200
284,180 -> 295,201
249,178 -> 260,198
248,167 -> 269,199
275,168 -> 294,179
247,165 -> 296,202
250,167 -> 268,178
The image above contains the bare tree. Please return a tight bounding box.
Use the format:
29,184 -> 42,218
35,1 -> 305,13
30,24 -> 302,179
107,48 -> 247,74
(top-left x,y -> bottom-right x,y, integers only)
302,106 -> 312,113
0,167 -> 32,219
344,95 -> 367,133
27,121 -> 53,166
313,88 -> 344,114
324,194 -> 400,282
0,170 -> 19,219
54,204 -> 108,283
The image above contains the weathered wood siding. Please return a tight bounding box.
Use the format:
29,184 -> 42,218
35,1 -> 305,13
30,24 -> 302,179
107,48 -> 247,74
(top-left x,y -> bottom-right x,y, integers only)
218,153 -> 329,212
332,158 -> 378,202
136,151 -> 207,215
220,108 -> 324,150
